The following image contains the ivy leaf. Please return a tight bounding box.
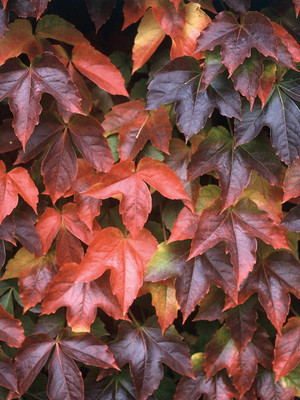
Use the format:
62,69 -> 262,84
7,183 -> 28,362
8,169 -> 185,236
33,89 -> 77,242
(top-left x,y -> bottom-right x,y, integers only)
237,251 -> 300,332
72,43 -> 129,97
0,19 -> 41,66
283,157 -> 300,202
281,205 -> 300,233
145,241 -> 238,320
102,100 -> 172,160
2,248 -> 57,312
272,22 -> 300,69
146,57 -> 241,139
29,0 -> 50,18
0,53 -> 82,147
42,264 -> 124,332
223,0 -> 250,14
234,77 -> 300,166
110,319 -> 193,400
0,304 -> 24,347
0,349 -> 17,391
225,297 -> 258,351
204,326 -> 273,397
0,161 -> 38,225
230,51 -> 264,109
188,127 -> 282,210
85,0 -> 117,32
188,198 -> 289,288
143,280 -> 180,334
76,228 -> 158,315
175,352 -> 237,400
273,317 -> 300,380
196,11 -> 277,76
255,371 -> 296,400
85,158 -> 190,238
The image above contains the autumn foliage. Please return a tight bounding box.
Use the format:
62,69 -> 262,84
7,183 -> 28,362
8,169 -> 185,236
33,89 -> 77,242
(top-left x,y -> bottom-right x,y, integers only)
0,0 -> 299,399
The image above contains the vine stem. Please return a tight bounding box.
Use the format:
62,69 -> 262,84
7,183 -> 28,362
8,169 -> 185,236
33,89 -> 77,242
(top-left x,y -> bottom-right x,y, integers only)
226,117 -> 234,136
291,306 -> 300,318
128,309 -> 139,326
160,202 -> 167,242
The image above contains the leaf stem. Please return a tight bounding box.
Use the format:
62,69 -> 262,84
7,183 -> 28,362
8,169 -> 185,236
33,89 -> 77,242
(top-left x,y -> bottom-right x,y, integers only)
290,306 -> 300,317
226,117 -> 234,136
160,203 -> 167,242
128,309 -> 140,326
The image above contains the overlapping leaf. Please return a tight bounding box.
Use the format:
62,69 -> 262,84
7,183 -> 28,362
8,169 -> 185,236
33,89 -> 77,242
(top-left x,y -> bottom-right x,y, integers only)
110,319 -> 193,400
146,56 -> 241,139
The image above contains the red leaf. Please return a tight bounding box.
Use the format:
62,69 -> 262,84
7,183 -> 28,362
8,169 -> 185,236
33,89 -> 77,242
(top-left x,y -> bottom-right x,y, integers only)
102,100 -> 172,160
86,158 -> 190,238
204,326 -> 273,397
36,207 -> 61,255
41,129 -> 78,204
0,19 -> 41,66
72,43 -> 129,96
56,226 -> 84,266
42,263 -> 124,331
273,317 -> 300,380
76,228 -> 158,315
47,343 -> 84,400
196,11 -> 277,76
0,304 -> 24,347
283,157 -> 300,202
257,61 -> 277,108
188,198 -> 289,288
15,334 -> 54,395
62,203 -> 96,245
67,159 -> 102,231
110,319 -> 193,400
0,53 -> 82,147
122,0 -> 147,29
0,161 -> 38,225
143,280 -> 180,334
272,22 -> 300,69
237,251 -> 300,332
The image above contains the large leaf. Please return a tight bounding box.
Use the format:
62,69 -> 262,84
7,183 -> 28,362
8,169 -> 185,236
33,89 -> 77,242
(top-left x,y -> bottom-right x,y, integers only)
102,100 -> 172,160
0,53 -> 82,147
146,56 -> 241,139
110,319 -> 193,400
236,251 -> 300,332
0,304 -> 24,347
188,127 -> 282,210
85,157 -> 190,238
235,77 -> 300,166
175,353 -> 237,400
42,264 -> 124,332
76,228 -> 157,315
188,198 -> 289,287
196,11 -> 277,76
204,326 -> 273,396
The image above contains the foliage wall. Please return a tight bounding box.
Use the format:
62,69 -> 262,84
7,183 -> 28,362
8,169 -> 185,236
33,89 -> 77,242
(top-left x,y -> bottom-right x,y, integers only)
0,0 -> 299,399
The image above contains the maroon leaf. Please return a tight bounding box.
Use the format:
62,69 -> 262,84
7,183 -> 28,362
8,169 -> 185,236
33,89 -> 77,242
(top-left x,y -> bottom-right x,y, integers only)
0,53 -> 82,147
281,205 -> 300,233
42,129 -> 78,204
146,56 -> 241,139
255,371 -> 296,400
110,319 -> 193,400
0,304 -> 25,347
47,343 -> 84,400
196,11 -> 277,76
223,0 -> 250,13
15,334 -> 55,395
0,349 -> 17,391
85,0 -> 116,31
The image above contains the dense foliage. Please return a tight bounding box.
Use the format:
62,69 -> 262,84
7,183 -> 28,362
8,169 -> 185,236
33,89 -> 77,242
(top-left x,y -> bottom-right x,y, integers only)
0,0 -> 298,399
